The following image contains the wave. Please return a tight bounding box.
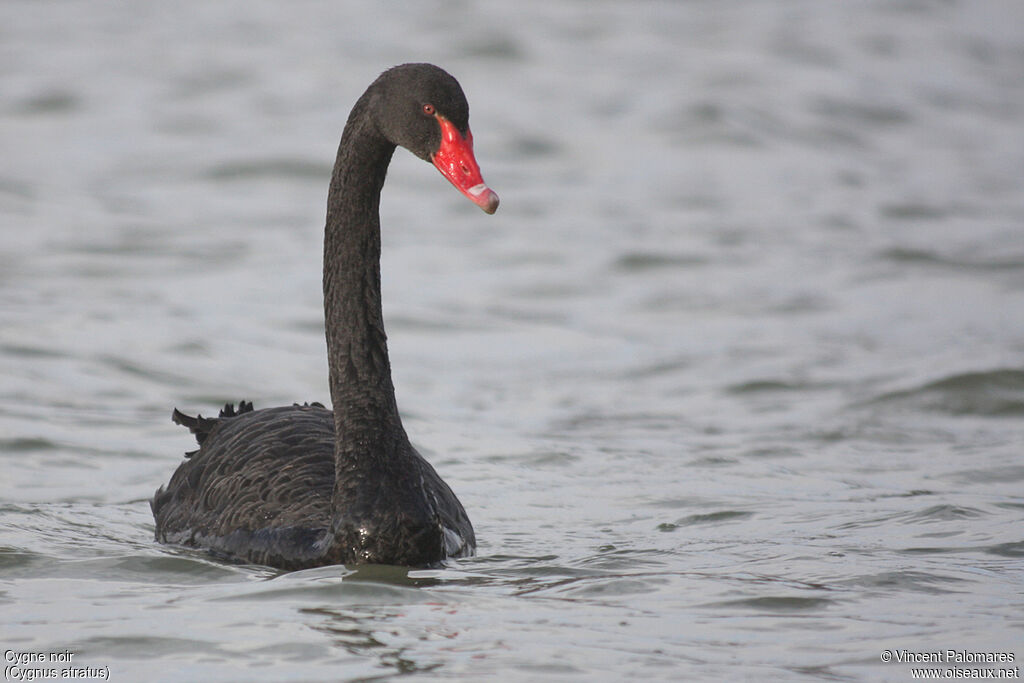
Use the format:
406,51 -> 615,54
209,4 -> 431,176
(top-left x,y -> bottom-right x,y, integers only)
862,368 -> 1024,417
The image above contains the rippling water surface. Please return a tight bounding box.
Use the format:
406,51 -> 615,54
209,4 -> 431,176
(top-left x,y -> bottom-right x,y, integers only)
3,1 -> 1023,680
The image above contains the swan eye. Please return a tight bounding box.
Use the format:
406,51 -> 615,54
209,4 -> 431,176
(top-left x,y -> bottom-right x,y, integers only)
422,103 -> 436,116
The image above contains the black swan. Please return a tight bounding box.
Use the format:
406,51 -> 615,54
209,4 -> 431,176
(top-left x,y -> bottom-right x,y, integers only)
151,64 -> 497,569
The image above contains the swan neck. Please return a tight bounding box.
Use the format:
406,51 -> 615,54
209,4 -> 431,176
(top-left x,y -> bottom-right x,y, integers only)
323,98 -> 405,454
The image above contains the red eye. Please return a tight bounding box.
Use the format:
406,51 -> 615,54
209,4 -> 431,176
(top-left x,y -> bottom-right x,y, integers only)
422,103 -> 435,115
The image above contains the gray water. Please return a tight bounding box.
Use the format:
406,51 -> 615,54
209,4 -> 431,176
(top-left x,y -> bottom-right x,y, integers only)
2,1 -> 1023,680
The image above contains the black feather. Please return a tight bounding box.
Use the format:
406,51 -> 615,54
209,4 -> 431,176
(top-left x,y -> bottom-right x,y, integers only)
152,64 -> 481,570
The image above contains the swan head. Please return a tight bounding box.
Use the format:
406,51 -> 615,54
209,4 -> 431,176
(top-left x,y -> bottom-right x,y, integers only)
372,63 -> 499,214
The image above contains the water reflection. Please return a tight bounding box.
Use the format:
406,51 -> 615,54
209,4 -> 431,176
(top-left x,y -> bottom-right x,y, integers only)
303,605 -> 444,677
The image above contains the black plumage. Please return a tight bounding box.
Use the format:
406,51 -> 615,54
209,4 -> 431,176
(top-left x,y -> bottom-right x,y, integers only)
151,64 -> 496,569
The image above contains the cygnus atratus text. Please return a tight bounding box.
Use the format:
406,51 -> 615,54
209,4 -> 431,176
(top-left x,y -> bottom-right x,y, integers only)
151,64 -> 498,570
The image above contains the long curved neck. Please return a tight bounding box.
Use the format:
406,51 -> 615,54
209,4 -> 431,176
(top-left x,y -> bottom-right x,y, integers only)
323,94 -> 407,466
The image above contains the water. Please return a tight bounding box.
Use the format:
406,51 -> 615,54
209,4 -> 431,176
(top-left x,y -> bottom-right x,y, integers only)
2,1 -> 1023,680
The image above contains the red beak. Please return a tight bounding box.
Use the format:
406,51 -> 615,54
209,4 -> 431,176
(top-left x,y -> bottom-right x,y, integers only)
431,116 -> 499,215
